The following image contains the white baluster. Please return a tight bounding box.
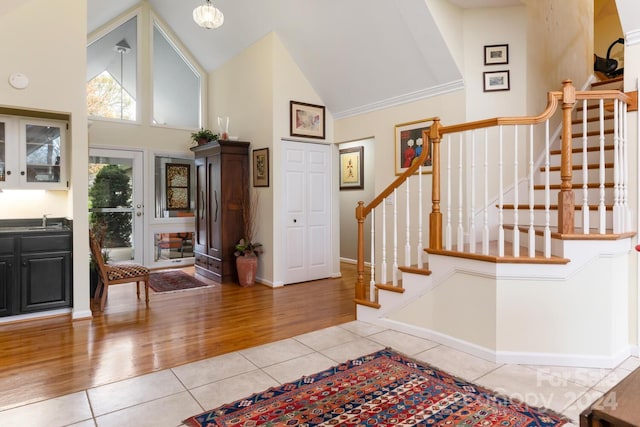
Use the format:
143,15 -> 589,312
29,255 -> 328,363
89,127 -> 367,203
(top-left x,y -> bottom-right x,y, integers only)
598,99 -> 606,233
405,178 -> 411,266
544,120 -> 551,258
613,99 -> 620,233
623,101 -> 630,231
392,189 -> 398,287
457,133 -> 464,251
446,135 -> 452,250
469,131 -> 476,254
512,126 -> 519,257
381,199 -> 387,286
498,126 -> 504,257
417,165 -> 423,268
528,124 -> 535,258
581,99 -> 590,234
482,128 -> 489,255
370,209 -> 375,302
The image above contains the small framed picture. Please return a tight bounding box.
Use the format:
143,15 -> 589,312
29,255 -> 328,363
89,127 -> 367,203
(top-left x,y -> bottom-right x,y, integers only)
290,101 -> 325,139
484,44 -> 509,65
339,146 -> 364,190
483,70 -> 510,92
165,163 -> 190,210
252,148 -> 269,187
394,118 -> 434,175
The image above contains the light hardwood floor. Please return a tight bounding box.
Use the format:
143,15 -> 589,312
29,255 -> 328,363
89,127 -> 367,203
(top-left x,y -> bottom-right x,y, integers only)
0,263 -> 360,411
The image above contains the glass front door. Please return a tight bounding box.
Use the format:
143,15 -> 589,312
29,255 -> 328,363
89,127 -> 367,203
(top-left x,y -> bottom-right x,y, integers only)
89,148 -> 144,263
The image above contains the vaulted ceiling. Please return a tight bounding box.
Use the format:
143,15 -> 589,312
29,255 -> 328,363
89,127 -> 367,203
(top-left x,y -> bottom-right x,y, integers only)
88,0 -> 522,118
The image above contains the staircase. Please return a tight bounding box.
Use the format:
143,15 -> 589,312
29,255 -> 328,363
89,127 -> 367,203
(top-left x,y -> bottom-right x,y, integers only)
354,78 -> 637,367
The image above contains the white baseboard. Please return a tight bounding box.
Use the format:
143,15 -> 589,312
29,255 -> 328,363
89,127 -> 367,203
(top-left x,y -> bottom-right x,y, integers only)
369,318 -> 634,368
72,309 -> 93,321
0,308 -> 72,324
630,345 -> 639,357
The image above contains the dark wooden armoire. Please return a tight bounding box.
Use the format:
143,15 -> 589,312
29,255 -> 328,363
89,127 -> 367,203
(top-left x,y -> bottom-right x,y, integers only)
191,140 -> 249,282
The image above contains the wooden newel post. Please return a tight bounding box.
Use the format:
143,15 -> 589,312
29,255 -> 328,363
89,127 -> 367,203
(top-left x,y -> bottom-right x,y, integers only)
355,201 -> 366,301
429,119 -> 443,250
558,80 -> 575,234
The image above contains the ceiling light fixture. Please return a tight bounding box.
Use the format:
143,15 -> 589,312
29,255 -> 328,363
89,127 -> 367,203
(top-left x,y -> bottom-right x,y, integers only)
193,0 -> 224,29
113,39 -> 131,120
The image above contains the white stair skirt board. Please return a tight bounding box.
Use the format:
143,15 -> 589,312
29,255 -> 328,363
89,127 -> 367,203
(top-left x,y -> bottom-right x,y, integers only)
357,238 -> 634,369
371,317 -> 632,369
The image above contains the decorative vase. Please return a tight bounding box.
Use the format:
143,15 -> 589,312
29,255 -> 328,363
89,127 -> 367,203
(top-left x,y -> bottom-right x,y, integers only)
197,137 -> 209,146
236,255 -> 257,287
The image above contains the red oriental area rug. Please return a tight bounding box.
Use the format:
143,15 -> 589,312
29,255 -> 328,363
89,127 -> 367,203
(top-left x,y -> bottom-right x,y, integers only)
183,348 -> 568,427
148,270 -> 214,293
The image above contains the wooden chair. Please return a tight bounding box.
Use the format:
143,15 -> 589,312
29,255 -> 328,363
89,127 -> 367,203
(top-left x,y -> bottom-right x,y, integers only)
89,231 -> 150,311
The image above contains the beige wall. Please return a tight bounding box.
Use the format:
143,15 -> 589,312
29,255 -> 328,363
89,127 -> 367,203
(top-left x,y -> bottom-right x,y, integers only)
338,138 -> 375,262
0,0 -> 90,317
526,0 -> 593,115
210,33 -> 338,286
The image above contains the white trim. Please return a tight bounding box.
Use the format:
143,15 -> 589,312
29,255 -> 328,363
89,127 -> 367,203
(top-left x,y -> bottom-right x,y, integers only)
497,347 -> 631,369
631,345 -> 639,357
372,318 -> 497,363
333,80 -> 465,120
0,308 -> 72,324
371,317 -> 633,368
72,309 -> 93,320
625,30 -> 640,46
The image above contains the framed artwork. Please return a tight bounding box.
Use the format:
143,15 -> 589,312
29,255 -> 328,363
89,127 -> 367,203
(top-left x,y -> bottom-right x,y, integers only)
253,148 -> 269,187
165,163 -> 190,210
483,70 -> 510,92
290,101 -> 325,139
394,119 -> 433,175
339,146 -> 364,190
484,44 -> 509,65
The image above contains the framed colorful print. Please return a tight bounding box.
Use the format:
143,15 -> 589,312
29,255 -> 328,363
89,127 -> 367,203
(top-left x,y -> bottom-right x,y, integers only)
394,119 -> 433,175
253,148 -> 269,187
339,146 -> 364,190
483,70 -> 510,92
165,163 -> 190,210
484,44 -> 509,65
290,101 -> 325,139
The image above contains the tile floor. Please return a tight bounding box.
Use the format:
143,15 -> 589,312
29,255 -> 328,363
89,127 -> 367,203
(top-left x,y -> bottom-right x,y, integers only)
0,320 -> 638,427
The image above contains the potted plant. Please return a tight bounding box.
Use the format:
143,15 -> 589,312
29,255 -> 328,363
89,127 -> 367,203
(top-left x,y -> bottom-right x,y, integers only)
190,128 -> 219,146
234,192 -> 262,287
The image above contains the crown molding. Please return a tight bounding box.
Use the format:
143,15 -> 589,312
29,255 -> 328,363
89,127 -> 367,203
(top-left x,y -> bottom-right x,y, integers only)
333,80 -> 465,120
625,29 -> 640,46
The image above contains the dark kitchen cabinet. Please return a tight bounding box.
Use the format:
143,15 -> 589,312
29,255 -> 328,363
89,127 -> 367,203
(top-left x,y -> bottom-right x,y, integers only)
191,140 -> 249,282
0,237 -> 16,316
0,230 -> 72,317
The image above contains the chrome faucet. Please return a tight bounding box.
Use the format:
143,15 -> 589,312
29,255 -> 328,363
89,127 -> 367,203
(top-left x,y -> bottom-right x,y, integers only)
42,213 -> 51,227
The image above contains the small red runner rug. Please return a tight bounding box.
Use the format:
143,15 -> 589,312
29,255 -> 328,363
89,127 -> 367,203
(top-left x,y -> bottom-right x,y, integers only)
148,270 -> 213,293
183,348 -> 568,427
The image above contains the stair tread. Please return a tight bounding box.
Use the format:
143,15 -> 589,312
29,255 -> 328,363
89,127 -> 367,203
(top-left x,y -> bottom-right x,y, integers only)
541,163 -> 613,172
427,241 -> 569,264
533,182 -> 613,190
502,224 -> 635,240
501,203 -> 613,211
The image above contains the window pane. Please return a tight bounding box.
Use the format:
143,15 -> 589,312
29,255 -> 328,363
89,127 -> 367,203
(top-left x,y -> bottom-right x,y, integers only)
87,16 -> 137,121
153,24 -> 200,128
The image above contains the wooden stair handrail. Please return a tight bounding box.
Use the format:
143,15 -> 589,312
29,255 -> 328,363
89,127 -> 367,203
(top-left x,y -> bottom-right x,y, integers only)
355,79 -> 632,306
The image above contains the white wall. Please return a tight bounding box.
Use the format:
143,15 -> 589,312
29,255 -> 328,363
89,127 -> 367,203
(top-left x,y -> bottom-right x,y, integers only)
0,0 -> 90,318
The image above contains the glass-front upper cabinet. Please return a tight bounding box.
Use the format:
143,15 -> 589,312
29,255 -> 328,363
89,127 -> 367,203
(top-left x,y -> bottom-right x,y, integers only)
0,116 -> 68,189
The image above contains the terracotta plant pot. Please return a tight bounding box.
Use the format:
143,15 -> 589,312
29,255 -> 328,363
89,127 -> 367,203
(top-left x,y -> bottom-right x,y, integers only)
236,255 -> 257,287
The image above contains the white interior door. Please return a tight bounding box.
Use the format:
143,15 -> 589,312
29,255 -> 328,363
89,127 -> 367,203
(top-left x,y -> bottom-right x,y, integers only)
282,140 -> 331,285
89,148 -> 144,264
